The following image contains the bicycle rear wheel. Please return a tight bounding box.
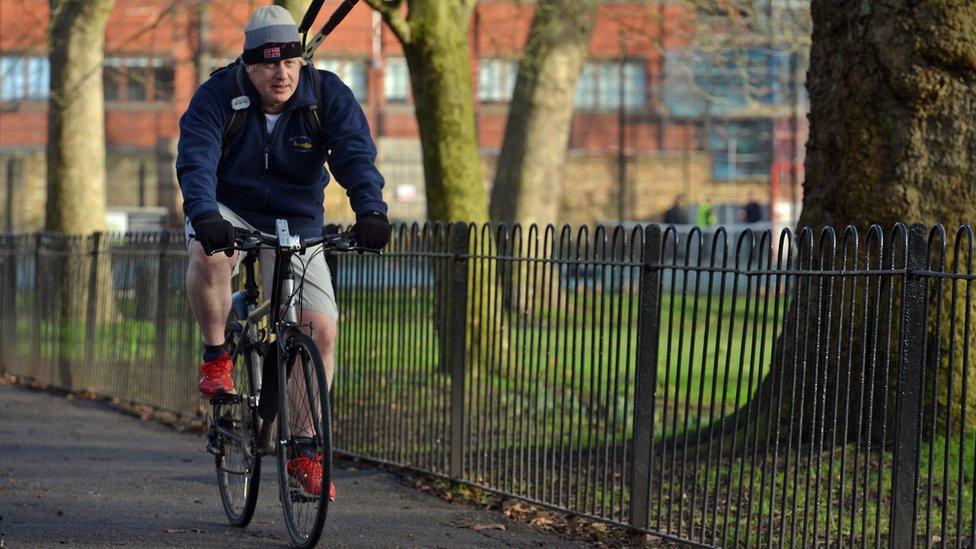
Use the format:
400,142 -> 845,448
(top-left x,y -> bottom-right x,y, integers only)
275,329 -> 331,548
213,322 -> 261,527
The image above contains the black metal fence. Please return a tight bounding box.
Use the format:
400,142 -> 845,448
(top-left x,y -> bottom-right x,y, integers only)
1,223 -> 974,547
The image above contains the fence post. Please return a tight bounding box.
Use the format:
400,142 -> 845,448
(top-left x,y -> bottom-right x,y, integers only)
154,232 -> 171,373
31,233 -> 42,372
889,223 -> 927,549
448,222 -> 470,478
1,235 -> 16,375
83,232 -> 102,381
630,224 -> 663,532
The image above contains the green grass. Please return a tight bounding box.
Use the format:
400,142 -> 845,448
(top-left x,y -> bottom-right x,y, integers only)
7,304 -> 199,413
335,290 -> 777,448
15,316 -> 191,363
642,432 -> 976,546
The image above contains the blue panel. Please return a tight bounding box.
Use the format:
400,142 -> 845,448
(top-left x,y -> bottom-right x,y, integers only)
1,56 -> 25,101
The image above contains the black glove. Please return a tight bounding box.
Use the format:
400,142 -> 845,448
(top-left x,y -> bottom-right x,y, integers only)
192,212 -> 235,256
351,211 -> 391,250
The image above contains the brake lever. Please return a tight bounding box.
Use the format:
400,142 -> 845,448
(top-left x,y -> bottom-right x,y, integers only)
207,245 -> 238,256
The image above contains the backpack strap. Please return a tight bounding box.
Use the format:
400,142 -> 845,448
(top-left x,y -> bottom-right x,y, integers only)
220,64 -> 325,162
304,65 -> 326,153
221,65 -> 250,163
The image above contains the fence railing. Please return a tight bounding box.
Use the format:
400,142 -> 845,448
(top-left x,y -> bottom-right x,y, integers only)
1,223 -> 974,547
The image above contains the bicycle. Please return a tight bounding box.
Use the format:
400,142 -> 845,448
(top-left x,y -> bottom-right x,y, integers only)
196,219 -> 364,548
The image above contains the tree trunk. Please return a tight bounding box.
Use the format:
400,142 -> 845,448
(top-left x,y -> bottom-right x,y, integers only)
487,0 -> 596,315
46,0 -> 113,235
46,0 -> 116,386
400,7 -> 501,368
713,0 -> 976,453
489,0 -> 597,226
274,0 -> 311,26
401,1 -> 488,223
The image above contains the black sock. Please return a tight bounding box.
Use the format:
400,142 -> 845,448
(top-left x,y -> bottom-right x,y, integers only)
203,342 -> 226,362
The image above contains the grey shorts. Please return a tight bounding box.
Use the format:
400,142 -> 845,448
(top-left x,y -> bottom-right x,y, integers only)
185,204 -> 339,320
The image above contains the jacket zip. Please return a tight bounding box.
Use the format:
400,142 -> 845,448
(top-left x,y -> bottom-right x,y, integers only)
262,110 -> 290,209
261,122 -> 270,208
263,111 -> 288,171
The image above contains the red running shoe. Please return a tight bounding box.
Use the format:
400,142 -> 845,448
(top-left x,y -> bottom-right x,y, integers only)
287,455 -> 335,501
198,352 -> 234,397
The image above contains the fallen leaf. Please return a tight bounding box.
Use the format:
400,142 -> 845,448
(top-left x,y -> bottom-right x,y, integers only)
529,515 -> 555,528
463,523 -> 506,532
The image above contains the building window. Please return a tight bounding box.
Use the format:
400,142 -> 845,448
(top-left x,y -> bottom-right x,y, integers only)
574,60 -> 645,110
574,64 -> 596,109
103,57 -> 174,103
708,120 -> 773,181
384,56 -> 409,102
477,58 -> 516,103
663,47 -> 803,117
0,55 -> 50,101
315,59 -> 367,102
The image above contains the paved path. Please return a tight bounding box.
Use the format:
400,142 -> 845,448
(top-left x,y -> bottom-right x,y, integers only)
0,381 -> 584,548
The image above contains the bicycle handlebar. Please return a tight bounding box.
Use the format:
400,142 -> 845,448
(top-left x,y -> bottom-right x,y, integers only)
189,227 -> 381,256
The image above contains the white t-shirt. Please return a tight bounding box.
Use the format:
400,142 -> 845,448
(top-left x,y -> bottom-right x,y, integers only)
265,112 -> 282,134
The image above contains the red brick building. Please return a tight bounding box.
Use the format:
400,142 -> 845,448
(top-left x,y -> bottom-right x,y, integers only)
0,0 -> 807,230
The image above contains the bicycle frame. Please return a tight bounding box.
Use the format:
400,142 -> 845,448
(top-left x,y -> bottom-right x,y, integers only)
225,250 -> 271,455
221,219 -> 330,457
267,221 -> 315,456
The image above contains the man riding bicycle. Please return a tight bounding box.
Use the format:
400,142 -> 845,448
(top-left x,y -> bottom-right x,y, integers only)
176,5 -> 390,502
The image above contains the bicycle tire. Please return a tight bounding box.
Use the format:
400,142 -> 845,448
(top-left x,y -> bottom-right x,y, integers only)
275,328 -> 332,548
214,322 -> 262,527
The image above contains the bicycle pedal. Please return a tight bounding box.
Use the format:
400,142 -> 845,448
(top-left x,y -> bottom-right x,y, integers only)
208,392 -> 240,405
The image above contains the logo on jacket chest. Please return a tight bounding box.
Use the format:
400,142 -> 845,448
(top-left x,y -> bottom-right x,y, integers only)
288,136 -> 314,153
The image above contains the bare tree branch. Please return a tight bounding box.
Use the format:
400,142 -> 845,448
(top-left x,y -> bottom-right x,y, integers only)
363,0 -> 411,44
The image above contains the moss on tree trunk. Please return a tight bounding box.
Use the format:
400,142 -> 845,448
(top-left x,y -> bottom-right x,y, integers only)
365,0 -> 507,372
401,3 -> 487,223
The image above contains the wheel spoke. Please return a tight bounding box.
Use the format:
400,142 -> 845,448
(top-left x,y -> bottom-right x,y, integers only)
276,330 -> 331,548
213,326 -> 261,527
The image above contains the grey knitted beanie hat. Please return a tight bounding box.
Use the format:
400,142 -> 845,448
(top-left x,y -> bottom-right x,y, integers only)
241,6 -> 301,64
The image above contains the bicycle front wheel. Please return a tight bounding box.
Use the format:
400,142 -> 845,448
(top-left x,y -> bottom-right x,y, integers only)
214,322 -> 261,527
275,329 -> 332,548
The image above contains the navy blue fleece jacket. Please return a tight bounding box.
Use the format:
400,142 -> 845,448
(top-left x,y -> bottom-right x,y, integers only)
176,64 -> 387,238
